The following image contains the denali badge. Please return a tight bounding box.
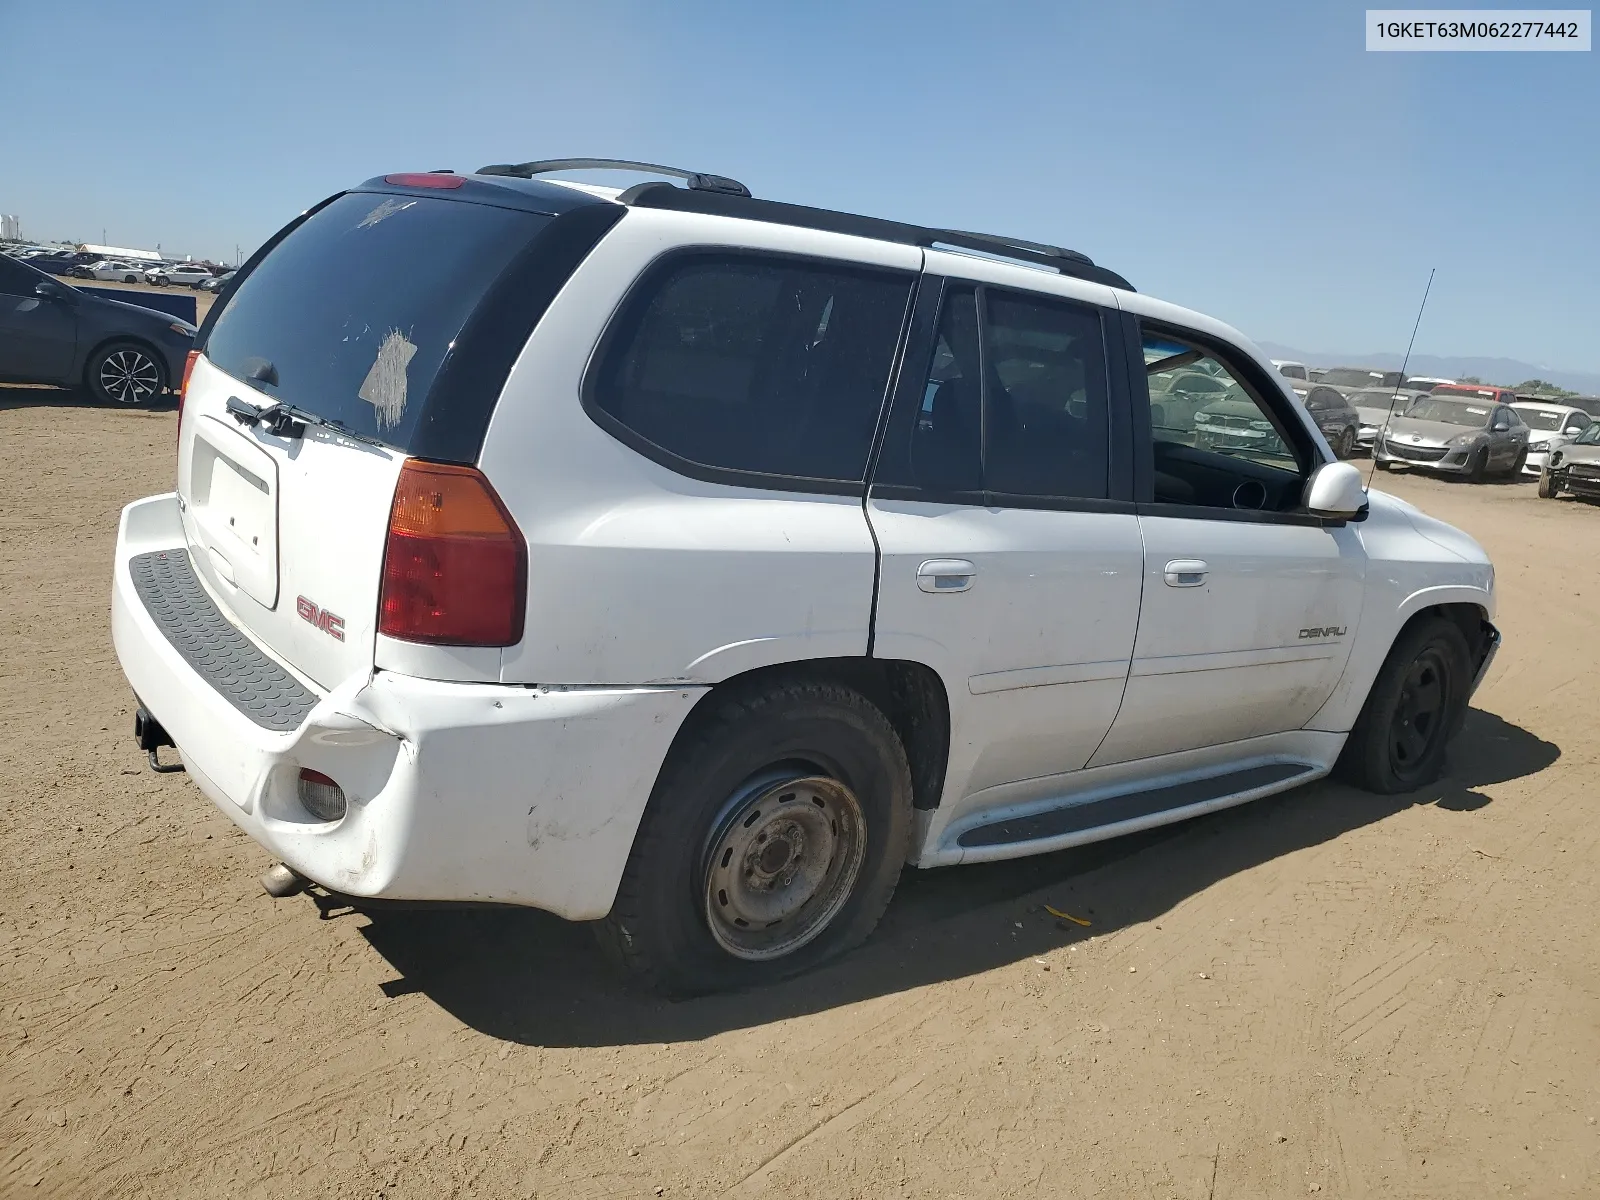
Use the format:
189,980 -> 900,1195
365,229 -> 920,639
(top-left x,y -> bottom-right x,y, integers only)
1299,626 -> 1347,639
296,596 -> 346,642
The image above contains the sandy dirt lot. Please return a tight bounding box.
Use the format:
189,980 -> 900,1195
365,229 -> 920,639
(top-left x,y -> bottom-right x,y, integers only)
2,389 -> 1596,1199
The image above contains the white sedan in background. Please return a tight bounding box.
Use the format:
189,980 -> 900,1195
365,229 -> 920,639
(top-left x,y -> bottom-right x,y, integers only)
1511,402 -> 1593,475
145,263 -> 216,288
73,260 -> 148,283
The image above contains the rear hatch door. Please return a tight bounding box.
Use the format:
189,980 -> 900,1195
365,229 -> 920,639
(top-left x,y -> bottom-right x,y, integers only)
178,188 -> 559,691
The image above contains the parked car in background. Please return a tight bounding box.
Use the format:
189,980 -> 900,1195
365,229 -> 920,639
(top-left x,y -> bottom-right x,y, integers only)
1271,359 -> 1309,381
1299,384 -> 1360,457
25,250 -> 88,275
197,269 -> 236,293
1146,367 -> 1234,438
1432,383 -> 1519,408
1351,387 -> 1429,452
1538,421 -> 1600,500
1318,366 -> 1406,390
1401,376 -> 1456,392
1511,401 -> 1593,476
1374,392 -> 1530,480
0,253 -> 195,403
72,260 -> 148,283
145,263 -> 216,288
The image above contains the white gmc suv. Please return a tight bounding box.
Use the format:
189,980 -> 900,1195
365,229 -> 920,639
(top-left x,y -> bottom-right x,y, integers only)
112,159 -> 1499,995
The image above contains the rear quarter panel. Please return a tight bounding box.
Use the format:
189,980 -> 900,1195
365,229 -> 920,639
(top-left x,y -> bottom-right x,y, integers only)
480,208 -> 924,686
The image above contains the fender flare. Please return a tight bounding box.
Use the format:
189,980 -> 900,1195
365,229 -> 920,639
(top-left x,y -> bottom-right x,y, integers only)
1308,584 -> 1493,734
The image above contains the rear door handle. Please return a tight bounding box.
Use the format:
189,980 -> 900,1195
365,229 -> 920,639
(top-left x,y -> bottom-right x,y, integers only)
917,559 -> 977,593
1164,559 -> 1209,587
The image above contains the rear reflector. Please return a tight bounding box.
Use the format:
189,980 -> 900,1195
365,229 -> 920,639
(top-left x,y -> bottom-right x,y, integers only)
296,768 -> 347,823
378,460 -> 526,646
382,172 -> 466,189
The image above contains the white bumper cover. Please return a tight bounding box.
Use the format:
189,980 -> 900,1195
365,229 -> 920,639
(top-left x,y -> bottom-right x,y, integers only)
112,494 -> 703,920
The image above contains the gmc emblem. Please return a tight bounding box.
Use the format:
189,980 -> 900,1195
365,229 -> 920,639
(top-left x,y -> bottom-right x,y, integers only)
296,596 -> 346,642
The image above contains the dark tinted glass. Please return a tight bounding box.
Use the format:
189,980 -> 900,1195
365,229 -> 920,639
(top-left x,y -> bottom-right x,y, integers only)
590,254 -> 912,483
901,285 -> 983,493
0,256 -> 35,295
204,192 -> 551,452
983,291 -> 1109,500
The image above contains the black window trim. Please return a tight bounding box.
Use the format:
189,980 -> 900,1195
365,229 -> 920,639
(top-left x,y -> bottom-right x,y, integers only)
1129,316 -> 1350,527
580,245 -> 919,498
867,273 -> 1135,513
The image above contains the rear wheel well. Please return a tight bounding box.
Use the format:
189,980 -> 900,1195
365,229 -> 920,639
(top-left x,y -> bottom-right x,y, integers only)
678,658 -> 950,811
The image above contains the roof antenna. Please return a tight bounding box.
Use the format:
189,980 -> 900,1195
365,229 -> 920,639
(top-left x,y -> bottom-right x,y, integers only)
1368,267 -> 1435,488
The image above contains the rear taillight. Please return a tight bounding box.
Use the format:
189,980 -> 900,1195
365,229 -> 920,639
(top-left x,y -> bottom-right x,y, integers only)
378,460 -> 526,646
177,349 -> 199,455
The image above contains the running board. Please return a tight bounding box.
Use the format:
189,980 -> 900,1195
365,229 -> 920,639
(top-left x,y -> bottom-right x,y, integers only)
955,761 -> 1319,852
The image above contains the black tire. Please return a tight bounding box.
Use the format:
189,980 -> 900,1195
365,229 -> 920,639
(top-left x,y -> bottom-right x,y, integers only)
1374,458 -> 1392,472
596,679 -> 913,996
85,340 -> 166,405
1538,469 -> 1561,499
1509,447 -> 1528,476
1335,428 -> 1355,459
1465,447 -> 1488,483
123,274 -> 140,284
1335,616 -> 1472,794
152,276 -> 168,287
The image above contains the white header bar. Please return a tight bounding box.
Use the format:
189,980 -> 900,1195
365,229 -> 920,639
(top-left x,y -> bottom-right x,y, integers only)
1367,10 -> 1590,49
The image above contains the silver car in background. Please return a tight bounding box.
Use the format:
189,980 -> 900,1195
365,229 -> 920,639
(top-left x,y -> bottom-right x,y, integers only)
1352,387 -> 1430,452
1510,402 -> 1593,476
1374,394 -> 1531,481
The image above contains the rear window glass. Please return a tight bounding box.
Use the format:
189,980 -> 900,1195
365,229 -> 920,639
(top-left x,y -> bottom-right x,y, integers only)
588,253 -> 913,484
204,192 -> 550,450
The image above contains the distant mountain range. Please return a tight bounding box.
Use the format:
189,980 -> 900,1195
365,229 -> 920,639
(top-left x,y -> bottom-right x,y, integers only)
1257,343 -> 1600,396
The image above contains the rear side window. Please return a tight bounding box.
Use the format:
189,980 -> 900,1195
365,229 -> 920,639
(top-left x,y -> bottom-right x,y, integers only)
588,252 -> 914,486
982,290 -> 1110,501
204,192 -> 551,451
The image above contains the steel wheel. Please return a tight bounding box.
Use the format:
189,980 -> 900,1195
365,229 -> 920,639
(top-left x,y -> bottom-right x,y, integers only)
1388,647 -> 1451,784
701,771 -> 867,962
96,347 -> 162,404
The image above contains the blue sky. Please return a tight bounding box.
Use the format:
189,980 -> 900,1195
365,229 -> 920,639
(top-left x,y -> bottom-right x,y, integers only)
3,1 -> 1595,371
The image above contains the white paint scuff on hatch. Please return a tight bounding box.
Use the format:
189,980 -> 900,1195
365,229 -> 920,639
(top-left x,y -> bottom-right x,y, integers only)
358,329 -> 418,431
356,197 -> 415,228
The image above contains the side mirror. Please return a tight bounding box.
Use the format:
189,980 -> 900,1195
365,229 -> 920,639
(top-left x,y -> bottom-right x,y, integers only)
1305,461 -> 1367,519
34,279 -> 73,303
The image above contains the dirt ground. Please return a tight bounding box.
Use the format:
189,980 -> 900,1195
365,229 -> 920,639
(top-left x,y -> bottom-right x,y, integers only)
2,388 -> 1596,1199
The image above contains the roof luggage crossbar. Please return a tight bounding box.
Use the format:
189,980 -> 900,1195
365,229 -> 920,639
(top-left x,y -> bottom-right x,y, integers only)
475,157 -> 751,198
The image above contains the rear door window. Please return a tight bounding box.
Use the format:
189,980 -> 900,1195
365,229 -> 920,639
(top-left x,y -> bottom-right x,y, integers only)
587,252 -> 914,486
982,290 -> 1111,501
203,191 -> 552,452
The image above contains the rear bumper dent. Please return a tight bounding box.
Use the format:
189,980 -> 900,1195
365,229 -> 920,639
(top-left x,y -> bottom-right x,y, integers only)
112,493 -> 705,919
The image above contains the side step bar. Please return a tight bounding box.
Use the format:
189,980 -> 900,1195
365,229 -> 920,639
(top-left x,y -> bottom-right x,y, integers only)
956,761 -> 1319,852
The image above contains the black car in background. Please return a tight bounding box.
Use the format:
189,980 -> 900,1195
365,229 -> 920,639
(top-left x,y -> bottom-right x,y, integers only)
0,253 -> 195,403
15,249 -> 90,276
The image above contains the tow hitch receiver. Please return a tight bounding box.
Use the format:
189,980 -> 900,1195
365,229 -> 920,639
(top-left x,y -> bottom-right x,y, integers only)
134,706 -> 185,774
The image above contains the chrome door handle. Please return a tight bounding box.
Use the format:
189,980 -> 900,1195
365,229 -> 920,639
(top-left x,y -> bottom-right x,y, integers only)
1163,559 -> 1209,587
917,559 -> 977,593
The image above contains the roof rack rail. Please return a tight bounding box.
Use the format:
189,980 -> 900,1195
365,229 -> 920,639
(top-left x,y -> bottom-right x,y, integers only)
924,229 -> 1094,269
619,183 -> 1134,291
475,157 -> 751,198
